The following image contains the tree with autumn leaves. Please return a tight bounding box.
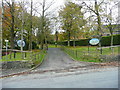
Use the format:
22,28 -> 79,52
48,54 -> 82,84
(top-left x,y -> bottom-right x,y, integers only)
2,1 -> 43,50
2,0 -> 55,50
2,1 -> 20,49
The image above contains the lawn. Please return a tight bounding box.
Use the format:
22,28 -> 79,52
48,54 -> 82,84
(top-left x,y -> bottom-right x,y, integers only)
62,46 -> 119,62
1,50 -> 46,63
48,44 -> 61,48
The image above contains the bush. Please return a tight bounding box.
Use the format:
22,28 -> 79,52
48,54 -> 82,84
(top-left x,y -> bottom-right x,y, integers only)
101,34 -> 120,46
59,34 -> 120,46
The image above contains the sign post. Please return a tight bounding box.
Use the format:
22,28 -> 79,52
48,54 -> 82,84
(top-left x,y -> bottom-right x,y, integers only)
89,38 -> 100,54
17,40 -> 25,48
17,40 -> 25,59
89,38 -> 100,45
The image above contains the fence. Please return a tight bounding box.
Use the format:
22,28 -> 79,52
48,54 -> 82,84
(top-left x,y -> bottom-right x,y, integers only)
2,49 -> 32,61
2,49 -> 46,69
31,50 -> 46,66
61,46 -> 119,62
2,49 -> 46,63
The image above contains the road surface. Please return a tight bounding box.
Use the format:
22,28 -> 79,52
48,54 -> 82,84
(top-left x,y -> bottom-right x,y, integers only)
36,48 -> 92,71
1,48 -> 119,88
2,67 -> 118,88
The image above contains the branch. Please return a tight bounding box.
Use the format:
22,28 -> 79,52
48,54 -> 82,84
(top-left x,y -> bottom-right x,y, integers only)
44,0 -> 55,12
82,2 -> 97,15
4,0 -> 12,8
98,0 -> 104,7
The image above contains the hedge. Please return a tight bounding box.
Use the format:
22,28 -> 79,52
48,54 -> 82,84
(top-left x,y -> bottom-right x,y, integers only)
58,34 -> 120,46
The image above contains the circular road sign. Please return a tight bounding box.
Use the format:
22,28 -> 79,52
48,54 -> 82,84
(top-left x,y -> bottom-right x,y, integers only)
17,40 -> 25,47
89,38 -> 99,45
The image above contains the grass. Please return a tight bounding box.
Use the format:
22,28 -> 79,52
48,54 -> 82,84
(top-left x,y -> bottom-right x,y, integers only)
48,44 -> 61,48
32,50 -> 46,66
68,46 -> 119,55
1,50 -> 47,68
1,50 -> 46,62
62,46 -> 119,63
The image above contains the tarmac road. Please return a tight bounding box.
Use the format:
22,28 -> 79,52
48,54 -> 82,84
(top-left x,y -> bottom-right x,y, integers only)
1,48 -> 119,88
36,48 -> 92,71
2,67 -> 118,88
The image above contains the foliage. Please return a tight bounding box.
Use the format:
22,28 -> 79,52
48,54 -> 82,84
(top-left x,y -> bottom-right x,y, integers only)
59,2 -> 86,46
59,34 -> 120,46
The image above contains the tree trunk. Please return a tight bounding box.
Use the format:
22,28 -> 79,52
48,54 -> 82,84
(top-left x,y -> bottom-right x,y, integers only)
40,37 -> 44,50
10,1 -> 15,49
45,36 -> 48,50
95,0 -> 102,54
73,36 -> 76,47
111,34 -> 113,47
0,0 -> 4,60
68,31 -> 70,46
40,0 -> 45,50
55,31 -> 58,47
29,0 -> 33,51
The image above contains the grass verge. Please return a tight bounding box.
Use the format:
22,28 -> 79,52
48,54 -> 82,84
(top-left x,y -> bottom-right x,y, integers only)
62,46 -> 119,63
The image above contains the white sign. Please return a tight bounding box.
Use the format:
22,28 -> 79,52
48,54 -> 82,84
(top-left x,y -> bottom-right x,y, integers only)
17,40 -> 25,47
89,38 -> 99,45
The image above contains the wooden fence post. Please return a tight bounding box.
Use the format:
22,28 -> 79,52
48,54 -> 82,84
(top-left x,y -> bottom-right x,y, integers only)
76,50 -> 77,58
14,51 -> 16,58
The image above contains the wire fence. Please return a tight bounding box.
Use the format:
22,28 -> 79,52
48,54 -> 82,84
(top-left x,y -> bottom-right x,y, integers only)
61,46 -> 119,62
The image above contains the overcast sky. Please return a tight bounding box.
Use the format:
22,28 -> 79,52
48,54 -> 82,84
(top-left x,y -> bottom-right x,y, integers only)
4,0 -> 119,34
31,0 -> 65,17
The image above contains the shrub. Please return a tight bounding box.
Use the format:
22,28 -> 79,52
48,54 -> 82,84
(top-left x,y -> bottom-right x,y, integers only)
59,34 -> 120,46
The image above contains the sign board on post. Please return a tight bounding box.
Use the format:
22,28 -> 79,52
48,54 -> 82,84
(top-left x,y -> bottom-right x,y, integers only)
17,40 -> 25,47
89,38 -> 99,45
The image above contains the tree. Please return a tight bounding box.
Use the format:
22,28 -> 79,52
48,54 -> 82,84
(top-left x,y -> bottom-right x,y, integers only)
0,0 -> 3,59
82,0 -> 105,54
4,0 -> 15,49
2,0 -> 39,50
59,2 -> 86,46
103,1 -> 119,49
36,0 -> 54,50
55,31 -> 58,47
2,0 -> 20,49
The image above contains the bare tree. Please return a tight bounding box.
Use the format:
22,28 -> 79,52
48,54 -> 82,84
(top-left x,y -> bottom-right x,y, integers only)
28,0 -> 33,50
37,0 -> 54,50
82,0 -> 105,54
104,1 -> 120,52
